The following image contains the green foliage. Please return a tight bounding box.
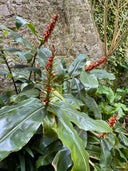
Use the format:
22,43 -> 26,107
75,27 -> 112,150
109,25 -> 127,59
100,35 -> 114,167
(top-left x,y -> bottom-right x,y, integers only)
89,0 -> 128,83
0,16 -> 128,171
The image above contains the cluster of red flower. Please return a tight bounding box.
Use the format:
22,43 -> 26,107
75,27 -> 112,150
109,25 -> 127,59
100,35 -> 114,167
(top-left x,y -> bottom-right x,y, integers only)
43,14 -> 59,42
98,113 -> 118,138
85,56 -> 107,72
108,115 -> 117,127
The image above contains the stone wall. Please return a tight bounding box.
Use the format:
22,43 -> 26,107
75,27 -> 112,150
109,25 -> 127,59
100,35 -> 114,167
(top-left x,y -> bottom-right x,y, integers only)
0,0 -> 104,93
0,0 -> 103,59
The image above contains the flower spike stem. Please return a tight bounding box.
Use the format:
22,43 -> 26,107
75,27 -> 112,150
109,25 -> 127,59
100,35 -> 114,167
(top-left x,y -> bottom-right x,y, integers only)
42,45 -> 56,108
29,14 -> 59,81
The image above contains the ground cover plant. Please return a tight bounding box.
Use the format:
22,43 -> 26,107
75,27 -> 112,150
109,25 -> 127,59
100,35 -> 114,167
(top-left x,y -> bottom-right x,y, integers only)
0,14 -> 128,171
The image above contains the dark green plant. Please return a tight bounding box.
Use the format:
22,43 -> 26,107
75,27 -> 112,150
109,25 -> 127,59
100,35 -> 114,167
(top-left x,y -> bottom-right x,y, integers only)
0,16 -> 128,171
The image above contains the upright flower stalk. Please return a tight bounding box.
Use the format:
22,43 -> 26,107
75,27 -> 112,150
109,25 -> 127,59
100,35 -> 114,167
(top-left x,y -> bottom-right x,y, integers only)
29,14 -> 59,81
85,56 -> 107,72
43,14 -> 59,43
42,45 -> 56,108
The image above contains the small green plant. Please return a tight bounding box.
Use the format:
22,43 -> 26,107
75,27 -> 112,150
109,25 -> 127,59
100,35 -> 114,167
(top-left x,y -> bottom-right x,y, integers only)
0,16 -> 128,171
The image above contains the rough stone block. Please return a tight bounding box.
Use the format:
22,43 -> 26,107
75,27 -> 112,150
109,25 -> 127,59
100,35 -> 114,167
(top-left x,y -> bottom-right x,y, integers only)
0,5 -> 10,16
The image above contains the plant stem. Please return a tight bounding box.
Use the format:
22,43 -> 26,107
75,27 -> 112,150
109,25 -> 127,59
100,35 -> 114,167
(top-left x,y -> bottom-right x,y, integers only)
1,50 -> 18,94
28,42 -> 43,80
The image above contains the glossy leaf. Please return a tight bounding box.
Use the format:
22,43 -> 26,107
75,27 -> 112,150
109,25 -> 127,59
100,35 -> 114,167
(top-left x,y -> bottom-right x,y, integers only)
16,16 -> 28,28
68,54 -> 87,76
10,89 -> 40,103
0,25 -> 34,50
100,139 -> 113,171
70,77 -> 84,95
50,102 -> 112,133
90,69 -> 115,80
85,94 -> 102,119
37,48 -> 52,68
0,69 -> 9,75
80,71 -> 98,91
53,59 -> 65,83
0,98 -> 45,161
13,65 -> 42,77
97,86 -> 115,103
5,48 -> 33,61
55,112 -> 90,171
64,94 -> 84,109
52,146 -> 72,171
119,133 -> 128,147
36,139 -> 62,168
16,16 -> 38,37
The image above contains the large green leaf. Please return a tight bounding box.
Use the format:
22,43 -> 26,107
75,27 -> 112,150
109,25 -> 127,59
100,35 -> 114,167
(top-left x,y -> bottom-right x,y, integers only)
0,25 -> 34,50
52,146 -> 72,171
68,54 -> 87,76
0,98 -> 45,161
36,139 -> 62,168
97,86 -> 115,103
37,48 -> 52,68
16,16 -> 38,37
80,71 -> 98,92
90,69 -> 115,80
100,139 -> 113,171
64,94 -> 84,109
84,94 -> 102,119
5,48 -> 33,61
13,65 -> 42,77
119,133 -> 128,147
0,69 -> 9,75
50,102 -> 111,133
55,112 -> 90,171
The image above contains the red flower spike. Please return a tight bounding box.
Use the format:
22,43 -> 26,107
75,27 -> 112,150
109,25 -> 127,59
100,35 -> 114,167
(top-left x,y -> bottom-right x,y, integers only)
85,56 -> 107,72
43,14 -> 59,43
